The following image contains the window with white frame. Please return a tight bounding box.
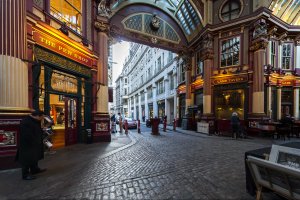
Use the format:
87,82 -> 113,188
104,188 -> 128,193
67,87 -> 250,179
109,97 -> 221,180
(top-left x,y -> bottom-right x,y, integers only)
50,0 -> 82,34
180,63 -> 186,82
270,41 -> 277,67
220,36 -> 240,67
157,80 -> 164,95
170,75 -> 174,90
157,57 -> 162,71
282,43 -> 293,70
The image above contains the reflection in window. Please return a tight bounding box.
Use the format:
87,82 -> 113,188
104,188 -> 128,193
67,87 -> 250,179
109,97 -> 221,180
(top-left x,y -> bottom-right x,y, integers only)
215,89 -> 244,119
221,37 -> 240,67
282,43 -> 293,70
221,0 -> 241,22
196,52 -> 203,75
50,0 -> 82,34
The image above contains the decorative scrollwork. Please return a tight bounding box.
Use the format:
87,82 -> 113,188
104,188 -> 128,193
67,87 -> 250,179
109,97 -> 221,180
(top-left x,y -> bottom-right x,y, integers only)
252,19 -> 267,39
95,21 -> 110,33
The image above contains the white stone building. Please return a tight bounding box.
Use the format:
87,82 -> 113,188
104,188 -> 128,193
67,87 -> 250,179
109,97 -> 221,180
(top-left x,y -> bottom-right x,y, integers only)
116,43 -> 178,124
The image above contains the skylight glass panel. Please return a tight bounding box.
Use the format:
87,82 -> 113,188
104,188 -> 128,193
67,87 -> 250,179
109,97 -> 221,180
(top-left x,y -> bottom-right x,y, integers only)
170,0 -> 180,7
175,0 -> 200,35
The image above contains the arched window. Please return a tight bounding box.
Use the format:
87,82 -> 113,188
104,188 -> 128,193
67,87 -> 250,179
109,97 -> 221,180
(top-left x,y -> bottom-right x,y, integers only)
220,0 -> 242,22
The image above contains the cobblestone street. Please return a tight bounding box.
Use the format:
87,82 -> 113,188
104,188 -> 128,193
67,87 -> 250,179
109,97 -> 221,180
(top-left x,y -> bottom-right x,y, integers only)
0,127 -> 295,200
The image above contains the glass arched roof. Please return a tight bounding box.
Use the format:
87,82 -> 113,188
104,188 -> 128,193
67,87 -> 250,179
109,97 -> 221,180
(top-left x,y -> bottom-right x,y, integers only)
269,0 -> 300,25
111,0 -> 203,39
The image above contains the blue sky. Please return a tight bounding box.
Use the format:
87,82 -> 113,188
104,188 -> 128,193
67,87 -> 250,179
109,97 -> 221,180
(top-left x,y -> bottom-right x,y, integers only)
112,41 -> 130,85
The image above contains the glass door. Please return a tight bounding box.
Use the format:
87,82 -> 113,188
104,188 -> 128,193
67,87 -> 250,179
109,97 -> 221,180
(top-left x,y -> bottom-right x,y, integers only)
65,97 -> 78,145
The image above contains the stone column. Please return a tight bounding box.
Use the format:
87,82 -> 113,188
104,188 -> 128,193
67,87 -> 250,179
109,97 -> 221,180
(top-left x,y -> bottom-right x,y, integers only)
294,87 -> 299,120
93,17 -> 110,142
0,0 -> 29,113
250,19 -> 268,116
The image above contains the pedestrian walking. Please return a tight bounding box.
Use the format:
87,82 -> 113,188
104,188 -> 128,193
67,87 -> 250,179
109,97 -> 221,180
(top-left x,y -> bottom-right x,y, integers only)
118,113 -> 123,133
16,110 -> 47,180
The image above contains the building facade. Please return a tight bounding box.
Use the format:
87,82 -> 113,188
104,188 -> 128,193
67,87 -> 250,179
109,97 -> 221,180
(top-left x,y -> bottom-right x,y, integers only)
116,43 -> 178,124
0,0 -> 112,169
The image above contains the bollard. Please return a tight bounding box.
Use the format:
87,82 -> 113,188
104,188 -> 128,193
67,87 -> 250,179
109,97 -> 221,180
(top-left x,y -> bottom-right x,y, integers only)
124,120 -> 128,134
163,118 -> 167,132
138,119 -> 141,133
173,118 -> 176,131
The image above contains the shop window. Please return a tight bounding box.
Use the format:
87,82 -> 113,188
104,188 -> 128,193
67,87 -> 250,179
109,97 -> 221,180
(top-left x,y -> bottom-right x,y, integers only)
220,36 -> 240,67
282,43 -> 293,70
215,89 -> 244,120
220,0 -> 242,22
50,0 -> 82,34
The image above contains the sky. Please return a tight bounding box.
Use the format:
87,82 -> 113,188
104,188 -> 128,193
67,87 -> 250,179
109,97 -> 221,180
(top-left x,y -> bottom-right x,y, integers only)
112,41 -> 130,86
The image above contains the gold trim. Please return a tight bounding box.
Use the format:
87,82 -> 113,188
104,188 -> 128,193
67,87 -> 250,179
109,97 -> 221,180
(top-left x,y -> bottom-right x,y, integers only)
0,107 -> 32,111
0,113 -> 31,116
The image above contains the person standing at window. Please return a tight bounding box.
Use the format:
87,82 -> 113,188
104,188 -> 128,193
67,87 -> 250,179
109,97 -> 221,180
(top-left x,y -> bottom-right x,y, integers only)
16,110 -> 47,180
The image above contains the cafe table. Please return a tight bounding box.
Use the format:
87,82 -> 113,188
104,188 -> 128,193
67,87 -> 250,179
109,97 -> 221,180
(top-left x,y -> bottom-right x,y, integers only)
245,142 -> 300,196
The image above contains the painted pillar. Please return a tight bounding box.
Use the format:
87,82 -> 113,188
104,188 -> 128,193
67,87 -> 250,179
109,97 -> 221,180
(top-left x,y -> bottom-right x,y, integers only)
164,76 -> 169,122
252,48 -> 266,114
267,86 -> 272,118
294,88 -> 299,120
153,85 -> 158,117
138,94 -> 142,121
277,87 -> 282,120
249,19 -> 268,116
184,56 -> 192,114
296,43 -> 300,69
93,18 -> 111,142
145,90 -> 149,120
201,34 -> 214,115
0,0 -> 29,113
0,0 -> 30,169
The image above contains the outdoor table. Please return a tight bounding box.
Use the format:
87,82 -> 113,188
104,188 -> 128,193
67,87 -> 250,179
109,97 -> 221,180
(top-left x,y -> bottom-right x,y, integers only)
245,142 -> 300,196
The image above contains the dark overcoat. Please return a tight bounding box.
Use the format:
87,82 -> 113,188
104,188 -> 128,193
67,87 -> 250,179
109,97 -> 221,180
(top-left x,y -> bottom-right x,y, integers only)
17,116 -> 44,166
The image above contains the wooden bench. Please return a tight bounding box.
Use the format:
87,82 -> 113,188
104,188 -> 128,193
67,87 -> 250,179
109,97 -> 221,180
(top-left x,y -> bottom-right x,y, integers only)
247,156 -> 300,200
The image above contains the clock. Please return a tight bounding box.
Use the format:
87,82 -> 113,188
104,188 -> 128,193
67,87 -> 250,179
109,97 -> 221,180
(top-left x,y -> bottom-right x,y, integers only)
150,15 -> 160,31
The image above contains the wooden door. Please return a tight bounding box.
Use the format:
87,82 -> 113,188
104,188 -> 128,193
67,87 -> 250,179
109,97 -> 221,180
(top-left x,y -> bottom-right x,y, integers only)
65,97 -> 78,145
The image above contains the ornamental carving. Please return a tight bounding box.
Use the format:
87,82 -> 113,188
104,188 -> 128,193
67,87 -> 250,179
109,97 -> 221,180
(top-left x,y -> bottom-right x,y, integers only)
97,0 -> 111,18
95,21 -> 110,33
202,33 -> 213,49
252,19 -> 267,39
182,55 -> 192,71
250,37 -> 268,51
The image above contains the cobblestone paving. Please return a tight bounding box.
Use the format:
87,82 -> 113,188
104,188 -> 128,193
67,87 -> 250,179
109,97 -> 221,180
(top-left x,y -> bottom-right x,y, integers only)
2,130 -> 284,199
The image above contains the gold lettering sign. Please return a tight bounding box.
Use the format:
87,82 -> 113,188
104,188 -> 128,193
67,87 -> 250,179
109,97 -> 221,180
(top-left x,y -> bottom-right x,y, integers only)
281,80 -> 293,86
213,76 -> 248,85
33,30 -> 92,67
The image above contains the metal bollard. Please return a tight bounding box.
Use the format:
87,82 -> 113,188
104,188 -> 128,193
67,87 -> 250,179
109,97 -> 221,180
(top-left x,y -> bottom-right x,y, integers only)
173,119 -> 176,131
138,119 -> 141,133
124,120 -> 128,134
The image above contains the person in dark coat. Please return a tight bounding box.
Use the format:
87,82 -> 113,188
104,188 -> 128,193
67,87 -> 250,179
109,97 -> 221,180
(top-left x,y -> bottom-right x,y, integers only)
17,110 -> 47,180
231,112 -> 240,139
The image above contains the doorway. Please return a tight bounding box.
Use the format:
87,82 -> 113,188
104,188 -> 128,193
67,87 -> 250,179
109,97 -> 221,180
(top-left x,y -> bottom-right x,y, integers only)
49,94 -> 78,148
